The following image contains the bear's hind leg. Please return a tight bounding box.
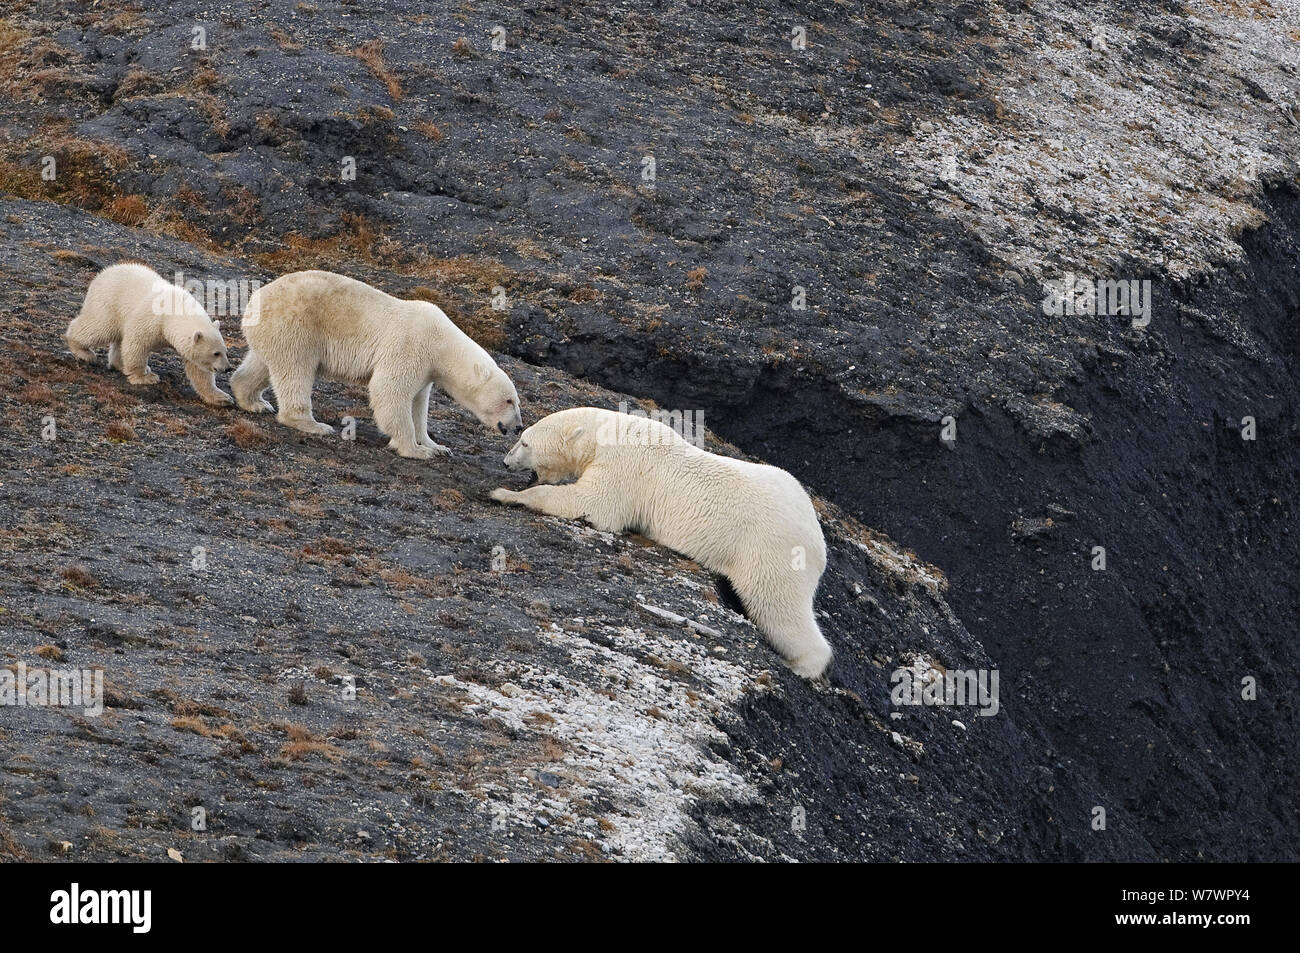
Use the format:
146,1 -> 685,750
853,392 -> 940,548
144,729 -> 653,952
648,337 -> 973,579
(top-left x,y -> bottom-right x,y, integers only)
107,341 -> 124,371
65,317 -> 98,362
230,350 -> 274,413
411,385 -> 449,455
727,566 -> 832,679
270,363 -> 333,436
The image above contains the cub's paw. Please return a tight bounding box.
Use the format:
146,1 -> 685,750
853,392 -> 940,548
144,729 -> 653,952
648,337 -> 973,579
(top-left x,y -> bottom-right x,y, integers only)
239,398 -> 274,414
490,488 -> 521,504
67,343 -> 95,362
203,390 -> 235,407
418,438 -> 452,456
128,372 -> 161,386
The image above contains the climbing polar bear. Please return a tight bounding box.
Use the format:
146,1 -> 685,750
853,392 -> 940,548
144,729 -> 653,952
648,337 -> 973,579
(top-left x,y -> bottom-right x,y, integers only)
231,270 -> 523,459
65,262 -> 232,405
491,407 -> 833,678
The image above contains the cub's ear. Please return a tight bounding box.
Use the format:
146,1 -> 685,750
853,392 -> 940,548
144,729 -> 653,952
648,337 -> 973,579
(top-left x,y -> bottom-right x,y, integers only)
193,330 -> 203,344
213,319 -> 221,330
472,362 -> 491,385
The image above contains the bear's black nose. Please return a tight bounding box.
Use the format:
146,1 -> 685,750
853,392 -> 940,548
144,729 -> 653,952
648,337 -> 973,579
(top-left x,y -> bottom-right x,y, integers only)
497,421 -> 507,434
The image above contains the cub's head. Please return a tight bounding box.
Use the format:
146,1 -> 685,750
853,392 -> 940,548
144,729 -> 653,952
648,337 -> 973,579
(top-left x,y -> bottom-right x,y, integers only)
503,409 -> 599,484
183,322 -> 231,372
453,359 -> 523,436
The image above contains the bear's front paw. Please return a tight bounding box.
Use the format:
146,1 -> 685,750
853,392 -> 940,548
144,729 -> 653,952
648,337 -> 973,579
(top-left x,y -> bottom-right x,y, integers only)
203,390 -> 235,407
394,443 -> 437,460
419,438 -> 452,456
128,372 -> 161,386
490,488 -> 519,504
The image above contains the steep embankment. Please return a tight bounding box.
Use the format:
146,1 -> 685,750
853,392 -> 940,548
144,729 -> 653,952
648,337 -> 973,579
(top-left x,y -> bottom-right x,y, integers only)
0,0 -> 1296,859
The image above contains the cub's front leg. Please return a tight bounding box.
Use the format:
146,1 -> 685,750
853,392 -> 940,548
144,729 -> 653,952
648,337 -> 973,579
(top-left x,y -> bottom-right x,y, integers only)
490,484 -> 615,528
184,360 -> 233,406
119,335 -> 159,386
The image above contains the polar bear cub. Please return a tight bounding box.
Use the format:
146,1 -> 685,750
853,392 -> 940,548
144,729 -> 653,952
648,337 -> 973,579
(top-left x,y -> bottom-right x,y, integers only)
65,263 -> 232,405
231,270 -> 523,459
491,407 -> 833,678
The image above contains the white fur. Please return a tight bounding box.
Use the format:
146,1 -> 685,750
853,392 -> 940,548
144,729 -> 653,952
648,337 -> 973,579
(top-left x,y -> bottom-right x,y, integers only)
65,263 -> 232,405
491,408 -> 832,678
231,270 -> 523,458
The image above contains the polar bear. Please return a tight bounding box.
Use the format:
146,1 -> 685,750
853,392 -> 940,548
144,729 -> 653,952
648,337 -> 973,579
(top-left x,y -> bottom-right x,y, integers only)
65,263 -> 233,405
490,407 -> 832,678
231,270 -> 523,459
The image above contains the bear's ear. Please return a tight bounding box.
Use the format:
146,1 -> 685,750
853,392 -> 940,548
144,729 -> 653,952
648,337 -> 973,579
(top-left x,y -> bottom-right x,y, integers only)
563,425 -> 585,444
212,319 -> 221,330
193,330 -> 203,344
472,362 -> 490,385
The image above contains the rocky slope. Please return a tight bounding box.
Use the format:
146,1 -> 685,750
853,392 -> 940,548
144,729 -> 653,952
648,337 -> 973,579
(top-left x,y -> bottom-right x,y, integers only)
1,0 -> 1297,860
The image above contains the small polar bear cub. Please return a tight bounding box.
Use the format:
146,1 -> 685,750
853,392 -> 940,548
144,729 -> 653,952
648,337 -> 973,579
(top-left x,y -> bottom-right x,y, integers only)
491,407 -> 833,678
65,263 -> 232,405
232,270 -> 523,459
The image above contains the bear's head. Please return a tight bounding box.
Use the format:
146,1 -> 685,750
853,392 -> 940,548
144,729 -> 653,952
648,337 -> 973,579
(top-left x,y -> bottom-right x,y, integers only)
182,322 -> 231,372
448,358 -> 523,437
503,408 -> 599,484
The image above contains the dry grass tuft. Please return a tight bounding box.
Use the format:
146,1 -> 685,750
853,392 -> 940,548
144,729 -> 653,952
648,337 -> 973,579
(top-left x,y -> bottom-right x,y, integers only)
224,418 -> 269,448
350,40 -> 402,100
58,565 -> 96,589
279,723 -> 343,761
104,420 -> 136,442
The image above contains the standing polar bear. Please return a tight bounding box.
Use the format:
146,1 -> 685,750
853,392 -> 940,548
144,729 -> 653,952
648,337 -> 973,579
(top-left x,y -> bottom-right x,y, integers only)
491,407 -> 833,678
65,263 -> 233,405
231,270 -> 524,458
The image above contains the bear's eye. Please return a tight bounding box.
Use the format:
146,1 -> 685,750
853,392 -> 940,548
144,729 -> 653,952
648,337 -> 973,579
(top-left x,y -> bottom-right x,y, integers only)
213,352 -> 220,358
